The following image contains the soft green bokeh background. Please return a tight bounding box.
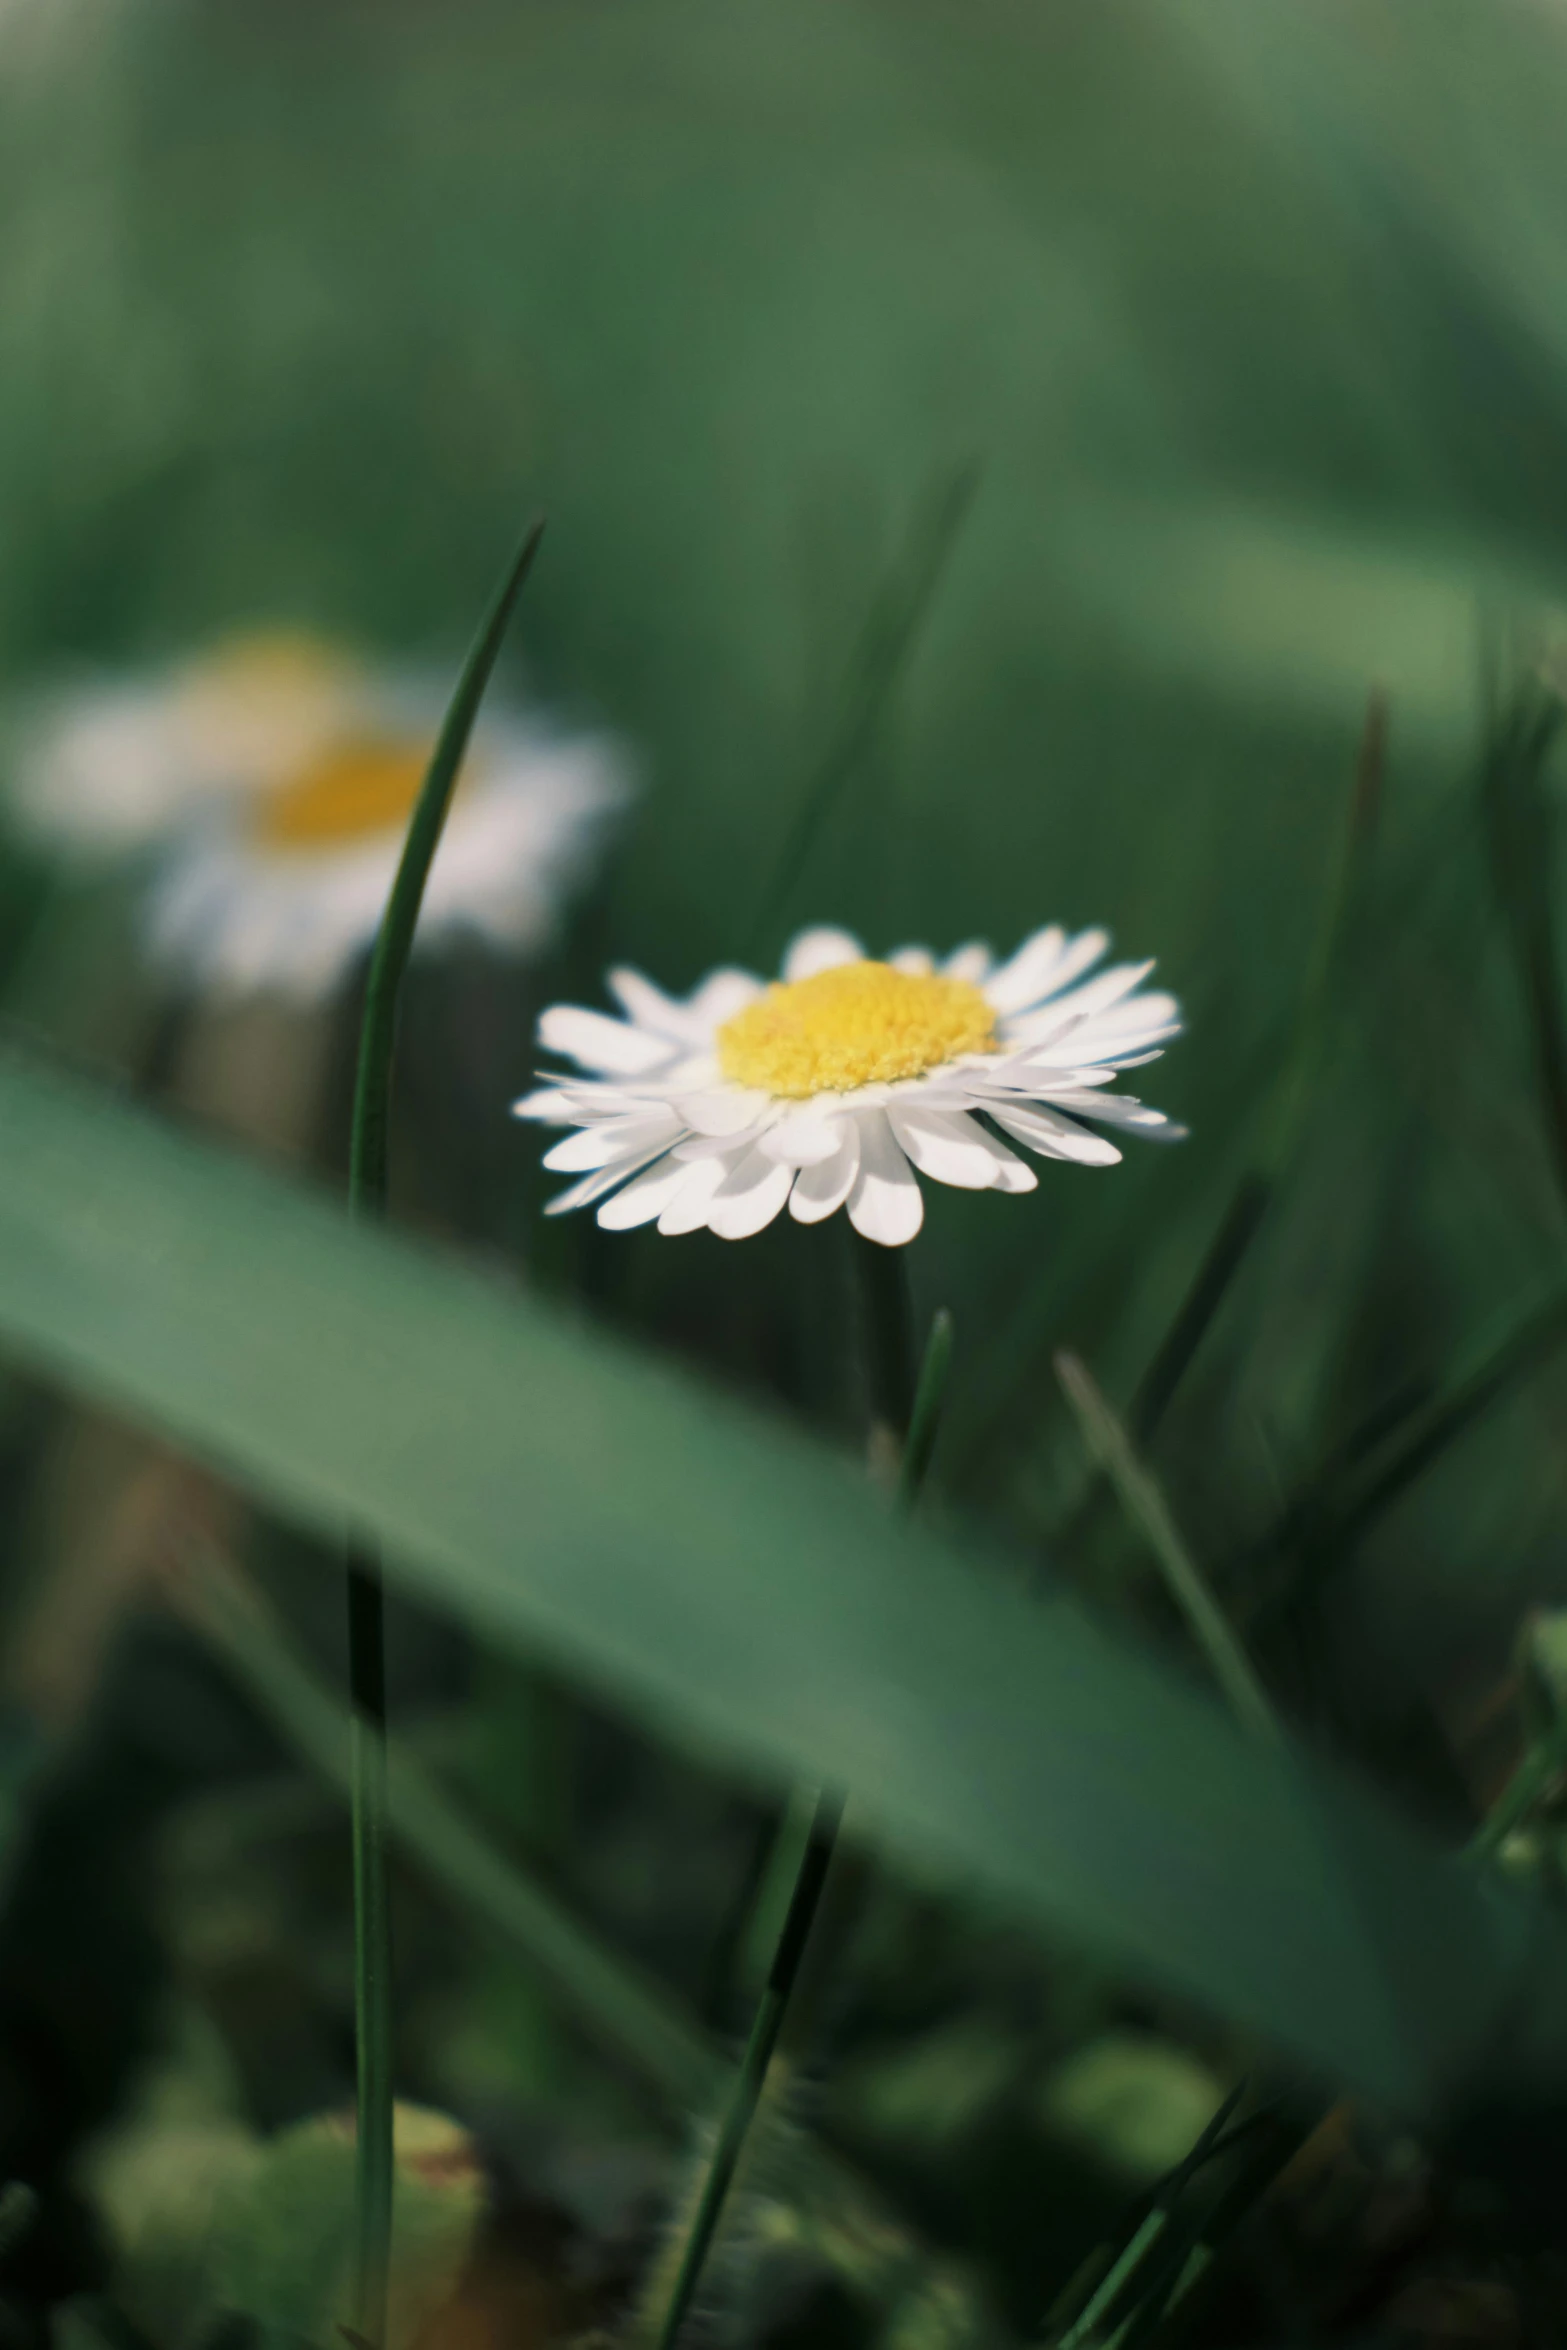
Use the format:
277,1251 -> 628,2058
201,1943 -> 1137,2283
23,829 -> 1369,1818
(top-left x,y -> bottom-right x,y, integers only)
8,0 -> 1567,1742
6,8 -> 1567,2329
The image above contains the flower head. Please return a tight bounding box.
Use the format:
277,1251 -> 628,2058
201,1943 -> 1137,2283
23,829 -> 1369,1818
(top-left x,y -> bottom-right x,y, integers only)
9,632 -> 364,855
8,629 -> 630,1001
517,923 -> 1182,1245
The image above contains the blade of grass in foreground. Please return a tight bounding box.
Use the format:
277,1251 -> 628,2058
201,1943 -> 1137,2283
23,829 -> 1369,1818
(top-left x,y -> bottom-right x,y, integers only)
6,1048 -> 1567,2110
344,518 -> 545,2348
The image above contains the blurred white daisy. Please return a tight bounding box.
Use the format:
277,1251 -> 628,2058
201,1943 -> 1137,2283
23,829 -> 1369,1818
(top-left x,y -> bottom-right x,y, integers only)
9,627 -> 630,1000
9,632 -> 366,855
148,700 -> 627,1002
517,924 -> 1182,1246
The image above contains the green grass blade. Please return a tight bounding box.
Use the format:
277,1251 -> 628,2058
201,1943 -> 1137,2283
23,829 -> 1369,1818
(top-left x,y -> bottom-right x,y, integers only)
1,1046 -> 1567,2113
899,1307 -> 955,1509
177,1551 -> 978,2338
643,1304 -> 954,2340
179,1548 -> 720,2109
1056,1352 -> 1280,1744
1130,688 -> 1386,1449
343,518 -> 545,2347
349,517 -> 546,1221
1273,1282 -> 1567,1589
746,464 -> 978,961
1479,666 -> 1567,1205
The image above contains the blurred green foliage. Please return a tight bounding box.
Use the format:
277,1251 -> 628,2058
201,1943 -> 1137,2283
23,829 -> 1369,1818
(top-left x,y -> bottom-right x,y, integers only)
4,3 -> 1567,2344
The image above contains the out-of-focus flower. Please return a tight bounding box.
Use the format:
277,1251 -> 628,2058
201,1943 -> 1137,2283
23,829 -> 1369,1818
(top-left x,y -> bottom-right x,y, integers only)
150,704 -> 626,1002
9,631 -> 629,1000
517,922 -> 1182,1246
9,633 -> 366,855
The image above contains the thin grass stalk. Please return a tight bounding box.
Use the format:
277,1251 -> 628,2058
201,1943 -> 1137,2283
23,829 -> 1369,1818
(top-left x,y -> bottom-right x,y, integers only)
1273,1283 -> 1567,1590
344,518 -> 545,2346
854,1228 -> 917,1458
1480,666 -> 1567,1204
180,1546 -> 718,2109
1049,2086 -> 1246,2350
641,1294 -> 953,2349
899,1306 -> 954,1506
647,1787 -> 846,2350
746,464 -> 978,961
1127,688 -> 1387,1449
1056,1353 -> 1280,1743
1468,1710 -> 1567,1861
178,1545 -> 983,2342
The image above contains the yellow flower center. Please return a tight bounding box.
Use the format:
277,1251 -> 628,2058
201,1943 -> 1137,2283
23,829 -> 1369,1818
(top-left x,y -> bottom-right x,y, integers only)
717,959 -> 996,1098
254,737 -> 432,849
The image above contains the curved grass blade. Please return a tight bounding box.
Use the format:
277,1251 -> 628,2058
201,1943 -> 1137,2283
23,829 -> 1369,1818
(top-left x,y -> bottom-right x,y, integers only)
345,517 -> 545,2348
6,1046 -> 1567,2112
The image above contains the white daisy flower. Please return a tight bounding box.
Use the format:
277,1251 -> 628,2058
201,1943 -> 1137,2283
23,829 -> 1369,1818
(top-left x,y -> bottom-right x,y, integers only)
516,924 -> 1183,1246
9,632 -> 367,855
147,697 -> 627,1003
9,629 -> 630,1002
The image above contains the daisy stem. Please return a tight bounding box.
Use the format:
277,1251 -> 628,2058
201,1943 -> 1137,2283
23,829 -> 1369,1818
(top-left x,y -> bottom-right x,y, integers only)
344,517 -> 545,2348
643,1306 -> 955,2350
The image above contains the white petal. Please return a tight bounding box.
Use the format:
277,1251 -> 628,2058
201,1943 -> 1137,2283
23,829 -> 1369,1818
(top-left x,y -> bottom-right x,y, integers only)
605,968 -> 710,1041
687,967 -> 766,1027
542,1112 -> 678,1173
942,940 -> 993,984
544,1143 -> 671,1216
984,925 -> 1107,1015
512,1087 -> 577,1123
991,1103 -> 1123,1167
1045,1086 -> 1185,1138
789,1126 -> 861,1223
595,1154 -> 691,1230
782,926 -> 863,982
706,1146 -> 795,1241
847,1109 -> 924,1245
538,1003 -> 673,1076
674,1086 -> 773,1136
889,1105 -> 1020,1192
1024,1015 -> 1184,1076
658,1153 -> 738,1236
540,1082 -> 658,1121
758,1106 -> 848,1166
888,944 -> 935,975
986,1150 -> 1039,1193
1001,960 -> 1154,1043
